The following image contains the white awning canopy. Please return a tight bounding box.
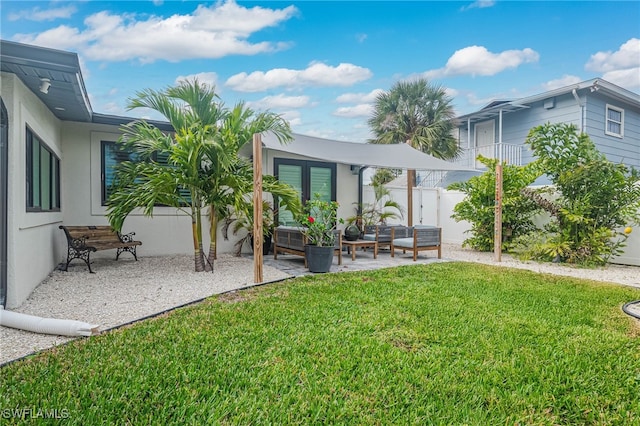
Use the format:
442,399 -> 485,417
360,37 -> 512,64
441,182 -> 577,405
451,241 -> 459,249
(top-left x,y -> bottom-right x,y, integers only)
261,132 -> 474,171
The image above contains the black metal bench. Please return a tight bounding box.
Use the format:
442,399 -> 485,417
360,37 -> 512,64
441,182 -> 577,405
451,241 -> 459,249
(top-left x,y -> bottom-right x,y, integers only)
59,225 -> 142,273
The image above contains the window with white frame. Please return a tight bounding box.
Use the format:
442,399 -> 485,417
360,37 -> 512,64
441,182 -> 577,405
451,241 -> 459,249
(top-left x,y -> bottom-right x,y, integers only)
605,104 -> 624,137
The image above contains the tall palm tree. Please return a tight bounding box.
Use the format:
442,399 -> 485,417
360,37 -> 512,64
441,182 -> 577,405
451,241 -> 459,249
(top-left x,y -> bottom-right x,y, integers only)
368,78 -> 459,159
368,78 -> 459,225
106,80 -> 298,272
204,102 -> 299,266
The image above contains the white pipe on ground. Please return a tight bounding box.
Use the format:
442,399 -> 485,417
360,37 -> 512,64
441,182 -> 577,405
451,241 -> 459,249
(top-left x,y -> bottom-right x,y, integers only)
0,307 -> 99,337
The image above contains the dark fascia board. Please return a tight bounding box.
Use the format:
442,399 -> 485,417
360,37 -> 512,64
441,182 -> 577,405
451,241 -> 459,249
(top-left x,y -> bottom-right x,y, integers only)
0,40 -> 80,73
92,112 -> 174,132
1,39 -> 93,122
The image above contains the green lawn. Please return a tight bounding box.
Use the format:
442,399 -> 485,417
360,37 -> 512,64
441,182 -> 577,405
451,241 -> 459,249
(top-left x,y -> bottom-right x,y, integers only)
2,262 -> 640,425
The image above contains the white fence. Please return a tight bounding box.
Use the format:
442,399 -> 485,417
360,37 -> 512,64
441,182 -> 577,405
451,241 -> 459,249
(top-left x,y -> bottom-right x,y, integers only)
362,185 -> 640,266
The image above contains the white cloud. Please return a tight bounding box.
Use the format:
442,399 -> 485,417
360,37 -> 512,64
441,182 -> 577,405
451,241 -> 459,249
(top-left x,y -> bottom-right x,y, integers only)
335,89 -> 383,104
425,45 -> 539,78
602,67 -> 640,90
247,94 -> 310,110
355,33 -> 367,43
461,1 -> 496,11
175,72 -> 219,90
226,62 -> 372,92
541,75 -> 583,91
8,5 -> 77,22
12,1 -> 298,63
586,38 -> 640,73
333,104 -> 373,118
585,38 -> 640,89
280,110 -> 302,127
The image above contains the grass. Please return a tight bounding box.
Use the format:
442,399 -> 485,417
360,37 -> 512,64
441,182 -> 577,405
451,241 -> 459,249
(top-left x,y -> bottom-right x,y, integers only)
2,262 -> 640,425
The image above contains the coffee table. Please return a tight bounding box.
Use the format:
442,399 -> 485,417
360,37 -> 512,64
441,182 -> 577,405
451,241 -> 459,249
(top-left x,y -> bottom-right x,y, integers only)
342,239 -> 378,261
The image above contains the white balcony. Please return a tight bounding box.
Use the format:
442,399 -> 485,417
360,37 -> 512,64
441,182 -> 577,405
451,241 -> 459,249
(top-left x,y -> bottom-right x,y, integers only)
454,143 -> 523,169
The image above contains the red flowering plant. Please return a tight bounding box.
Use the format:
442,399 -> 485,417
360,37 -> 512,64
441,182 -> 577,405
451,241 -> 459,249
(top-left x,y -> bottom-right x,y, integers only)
299,196 -> 343,246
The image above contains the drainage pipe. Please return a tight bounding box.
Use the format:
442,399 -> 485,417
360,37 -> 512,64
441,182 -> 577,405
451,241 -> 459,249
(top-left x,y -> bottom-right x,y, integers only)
571,88 -> 585,132
0,306 -> 99,337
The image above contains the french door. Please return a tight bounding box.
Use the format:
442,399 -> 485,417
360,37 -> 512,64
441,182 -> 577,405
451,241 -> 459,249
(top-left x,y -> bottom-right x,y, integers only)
274,158 -> 336,226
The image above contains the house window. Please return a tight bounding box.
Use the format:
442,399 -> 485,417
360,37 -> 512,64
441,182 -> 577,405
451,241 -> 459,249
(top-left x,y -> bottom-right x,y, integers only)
274,158 -> 336,226
101,141 -> 136,205
26,127 -> 60,211
605,104 -> 624,138
101,141 -> 190,206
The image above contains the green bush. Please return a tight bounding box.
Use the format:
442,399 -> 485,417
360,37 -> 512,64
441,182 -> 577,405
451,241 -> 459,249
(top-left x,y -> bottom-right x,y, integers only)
518,123 -> 640,265
448,155 -> 541,251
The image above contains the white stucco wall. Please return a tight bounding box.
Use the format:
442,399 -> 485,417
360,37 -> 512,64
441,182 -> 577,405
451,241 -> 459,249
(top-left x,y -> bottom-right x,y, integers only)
1,72 -> 64,308
60,122 -> 238,258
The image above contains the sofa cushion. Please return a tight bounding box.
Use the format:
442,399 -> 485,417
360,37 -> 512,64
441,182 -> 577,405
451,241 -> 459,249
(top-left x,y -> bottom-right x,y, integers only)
391,238 -> 414,248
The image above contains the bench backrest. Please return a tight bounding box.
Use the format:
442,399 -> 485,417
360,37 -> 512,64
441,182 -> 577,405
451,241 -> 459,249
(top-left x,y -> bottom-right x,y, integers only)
390,226 -> 413,239
60,225 -> 120,242
274,226 -> 342,250
414,227 -> 441,246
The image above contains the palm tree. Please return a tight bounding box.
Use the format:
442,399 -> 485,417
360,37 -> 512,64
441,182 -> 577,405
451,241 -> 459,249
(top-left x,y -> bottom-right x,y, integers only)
368,78 -> 459,225
106,80 -> 298,272
204,102 -> 298,266
368,78 -> 459,159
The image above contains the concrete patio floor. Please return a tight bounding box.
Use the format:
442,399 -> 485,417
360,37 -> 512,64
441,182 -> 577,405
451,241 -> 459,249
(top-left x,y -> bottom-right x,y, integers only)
259,246 -> 447,277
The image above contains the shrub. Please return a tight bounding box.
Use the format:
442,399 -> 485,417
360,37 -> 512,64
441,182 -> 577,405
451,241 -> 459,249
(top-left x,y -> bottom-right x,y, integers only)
518,123 -> 640,265
448,155 -> 542,251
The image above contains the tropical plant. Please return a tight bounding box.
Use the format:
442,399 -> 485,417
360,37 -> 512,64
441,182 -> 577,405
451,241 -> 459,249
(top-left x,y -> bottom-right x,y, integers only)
299,196 -> 343,246
448,155 -> 542,251
370,168 -> 400,186
226,200 -> 276,256
347,182 -> 403,228
517,122 -> 640,265
368,78 -> 460,160
204,103 -> 301,265
106,79 -> 299,272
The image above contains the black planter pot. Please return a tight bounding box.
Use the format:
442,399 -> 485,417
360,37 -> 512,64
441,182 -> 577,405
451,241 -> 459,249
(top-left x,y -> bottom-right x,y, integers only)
305,245 -> 334,273
344,225 -> 361,241
250,235 -> 272,255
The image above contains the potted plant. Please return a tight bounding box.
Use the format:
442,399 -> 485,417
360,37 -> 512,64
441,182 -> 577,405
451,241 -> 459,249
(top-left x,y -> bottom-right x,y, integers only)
345,182 -> 404,231
299,197 -> 343,273
228,201 -> 275,256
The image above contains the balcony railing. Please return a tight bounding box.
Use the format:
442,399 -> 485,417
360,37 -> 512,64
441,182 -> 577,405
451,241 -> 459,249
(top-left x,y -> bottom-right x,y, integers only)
453,143 -> 523,169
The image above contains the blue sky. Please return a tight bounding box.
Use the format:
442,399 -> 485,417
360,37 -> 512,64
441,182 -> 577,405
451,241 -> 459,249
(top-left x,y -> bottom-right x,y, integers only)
2,1 -> 639,142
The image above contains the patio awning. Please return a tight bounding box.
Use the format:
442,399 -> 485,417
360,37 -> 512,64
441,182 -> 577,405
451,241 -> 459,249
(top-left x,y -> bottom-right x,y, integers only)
261,132 -> 473,171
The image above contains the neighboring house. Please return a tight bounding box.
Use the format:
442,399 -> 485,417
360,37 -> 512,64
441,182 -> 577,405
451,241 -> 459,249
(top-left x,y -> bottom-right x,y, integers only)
0,40 -> 466,309
454,78 -> 640,172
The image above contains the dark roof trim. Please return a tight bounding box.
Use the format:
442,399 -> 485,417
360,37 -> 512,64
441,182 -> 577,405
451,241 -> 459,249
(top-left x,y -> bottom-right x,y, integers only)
92,113 -> 174,132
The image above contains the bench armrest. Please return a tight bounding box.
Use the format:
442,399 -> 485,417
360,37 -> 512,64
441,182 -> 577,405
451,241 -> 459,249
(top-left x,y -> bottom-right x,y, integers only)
118,231 -> 137,243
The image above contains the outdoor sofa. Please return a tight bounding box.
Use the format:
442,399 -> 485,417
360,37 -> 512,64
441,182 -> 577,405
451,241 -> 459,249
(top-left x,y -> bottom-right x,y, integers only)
273,226 -> 342,267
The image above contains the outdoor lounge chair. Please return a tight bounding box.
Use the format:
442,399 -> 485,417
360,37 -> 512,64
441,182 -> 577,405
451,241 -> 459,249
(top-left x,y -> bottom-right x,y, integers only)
390,226 -> 442,261
363,224 -> 402,250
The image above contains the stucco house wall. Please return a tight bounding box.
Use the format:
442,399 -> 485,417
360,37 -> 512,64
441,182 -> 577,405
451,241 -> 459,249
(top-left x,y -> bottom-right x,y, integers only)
2,72 -> 65,308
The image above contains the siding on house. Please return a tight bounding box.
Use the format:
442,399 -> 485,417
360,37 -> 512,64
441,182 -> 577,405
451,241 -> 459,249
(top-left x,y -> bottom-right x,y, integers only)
456,83 -> 640,170
584,94 -> 640,167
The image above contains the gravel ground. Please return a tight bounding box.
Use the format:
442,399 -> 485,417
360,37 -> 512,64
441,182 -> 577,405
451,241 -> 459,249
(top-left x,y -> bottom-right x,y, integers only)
1,245 -> 639,366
